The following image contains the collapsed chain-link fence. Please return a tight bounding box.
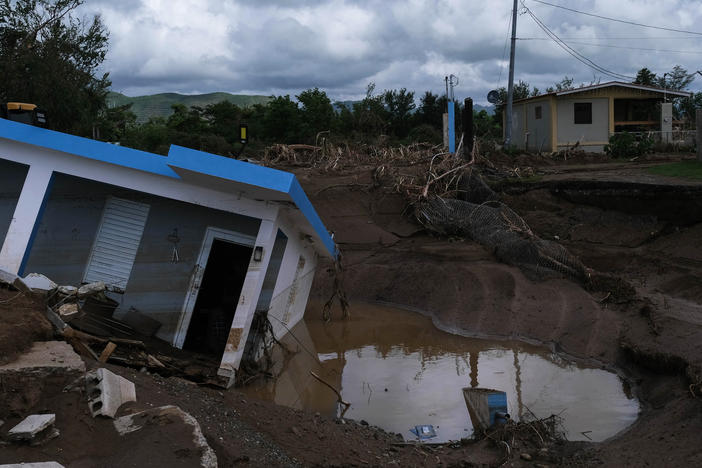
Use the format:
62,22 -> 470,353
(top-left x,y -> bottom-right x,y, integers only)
416,171 -> 589,283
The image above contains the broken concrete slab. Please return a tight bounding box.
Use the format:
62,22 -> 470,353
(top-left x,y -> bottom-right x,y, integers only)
0,463 -> 65,468
0,341 -> 85,375
114,405 -> 217,468
22,273 -> 57,293
85,368 -> 136,418
0,268 -> 31,293
77,281 -> 106,298
57,303 -> 80,322
0,342 -> 85,418
7,414 -> 55,441
57,285 -> 77,296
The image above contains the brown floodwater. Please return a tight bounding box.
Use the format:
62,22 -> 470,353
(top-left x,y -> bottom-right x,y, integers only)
242,302 -> 639,443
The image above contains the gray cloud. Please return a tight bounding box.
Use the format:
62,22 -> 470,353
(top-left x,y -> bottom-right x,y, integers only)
78,0 -> 702,104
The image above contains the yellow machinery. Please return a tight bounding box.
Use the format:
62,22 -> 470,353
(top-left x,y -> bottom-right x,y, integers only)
4,102 -> 48,127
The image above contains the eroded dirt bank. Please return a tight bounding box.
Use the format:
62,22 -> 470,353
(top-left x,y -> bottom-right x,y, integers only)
299,154 -> 702,467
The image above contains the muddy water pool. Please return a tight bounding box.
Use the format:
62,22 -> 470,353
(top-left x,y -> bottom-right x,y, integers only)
242,303 -> 639,443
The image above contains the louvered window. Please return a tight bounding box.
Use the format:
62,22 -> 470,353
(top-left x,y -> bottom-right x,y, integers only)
83,197 -> 150,292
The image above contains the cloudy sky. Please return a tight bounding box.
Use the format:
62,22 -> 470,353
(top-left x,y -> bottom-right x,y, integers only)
80,0 -> 702,104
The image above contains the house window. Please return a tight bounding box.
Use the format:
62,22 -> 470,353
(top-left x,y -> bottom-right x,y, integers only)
574,102 -> 592,124
535,106 -> 542,120
83,197 -> 150,292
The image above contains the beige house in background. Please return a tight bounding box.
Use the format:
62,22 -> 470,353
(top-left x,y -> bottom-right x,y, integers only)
503,81 -> 692,153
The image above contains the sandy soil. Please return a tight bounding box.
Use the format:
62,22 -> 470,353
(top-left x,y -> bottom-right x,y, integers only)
2,151 -> 702,467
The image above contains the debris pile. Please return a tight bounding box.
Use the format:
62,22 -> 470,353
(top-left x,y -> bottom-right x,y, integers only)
263,142 -> 591,282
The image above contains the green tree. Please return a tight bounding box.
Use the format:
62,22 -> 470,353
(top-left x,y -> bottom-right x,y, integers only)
334,103 -> 354,136
0,0 -> 110,135
352,83 -> 388,138
658,65 -> 694,91
203,100 -> 243,143
262,95 -> 302,143
634,67 -> 657,86
545,76 -> 574,93
657,65 -> 696,120
96,103 -> 136,142
383,87 -> 415,138
297,87 -> 335,143
414,91 -> 447,130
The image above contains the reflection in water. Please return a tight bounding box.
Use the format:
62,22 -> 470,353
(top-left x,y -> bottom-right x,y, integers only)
241,302 -> 639,443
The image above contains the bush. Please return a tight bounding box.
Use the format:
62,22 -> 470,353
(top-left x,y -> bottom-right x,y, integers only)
604,132 -> 653,158
407,124 -> 442,145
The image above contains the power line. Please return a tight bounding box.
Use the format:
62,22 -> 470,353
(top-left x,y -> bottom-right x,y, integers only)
530,0 -> 702,36
522,3 -> 634,80
518,38 -> 702,55
518,36 -> 702,41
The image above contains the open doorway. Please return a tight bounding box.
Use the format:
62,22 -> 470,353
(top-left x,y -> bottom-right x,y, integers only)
183,239 -> 252,359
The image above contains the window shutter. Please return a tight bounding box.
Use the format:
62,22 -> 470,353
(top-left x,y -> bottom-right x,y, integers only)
83,197 -> 150,292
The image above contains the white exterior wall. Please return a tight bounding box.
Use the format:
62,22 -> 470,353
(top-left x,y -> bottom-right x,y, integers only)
556,98 -> 609,152
265,211 -> 319,340
525,100 -> 552,153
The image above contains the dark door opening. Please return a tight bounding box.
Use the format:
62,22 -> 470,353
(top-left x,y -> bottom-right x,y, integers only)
183,239 -> 252,359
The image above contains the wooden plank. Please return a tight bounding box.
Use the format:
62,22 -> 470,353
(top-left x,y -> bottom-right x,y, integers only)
67,337 -> 99,361
98,342 -> 117,363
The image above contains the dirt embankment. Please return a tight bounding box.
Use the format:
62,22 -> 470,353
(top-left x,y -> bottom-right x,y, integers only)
297,155 -> 702,467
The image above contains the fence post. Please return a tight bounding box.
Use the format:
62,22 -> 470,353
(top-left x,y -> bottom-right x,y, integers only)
462,98 -> 473,159
697,109 -> 702,162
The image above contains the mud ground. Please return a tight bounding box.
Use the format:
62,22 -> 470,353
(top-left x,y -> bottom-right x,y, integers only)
1,151 -> 701,467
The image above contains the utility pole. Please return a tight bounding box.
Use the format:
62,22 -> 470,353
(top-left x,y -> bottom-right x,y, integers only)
505,0 -> 518,147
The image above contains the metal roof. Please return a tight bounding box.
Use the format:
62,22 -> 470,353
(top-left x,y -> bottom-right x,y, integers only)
0,118 -> 337,258
513,81 -> 692,104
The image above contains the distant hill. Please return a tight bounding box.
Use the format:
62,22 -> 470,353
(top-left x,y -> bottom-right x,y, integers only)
107,91 -> 272,123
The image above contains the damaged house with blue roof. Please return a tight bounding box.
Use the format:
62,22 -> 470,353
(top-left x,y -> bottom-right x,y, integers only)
0,117 -> 337,386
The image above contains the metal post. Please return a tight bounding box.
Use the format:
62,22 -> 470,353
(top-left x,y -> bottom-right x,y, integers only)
505,0 -> 518,147
463,98 -> 474,158
448,101 -> 455,153
697,109 -> 702,162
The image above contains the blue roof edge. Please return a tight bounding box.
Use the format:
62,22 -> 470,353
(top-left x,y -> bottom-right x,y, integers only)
168,145 -> 338,258
0,118 -> 179,177
289,177 -> 338,258
0,119 -> 338,258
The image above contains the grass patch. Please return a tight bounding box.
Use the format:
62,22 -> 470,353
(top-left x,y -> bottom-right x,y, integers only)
647,160 -> 702,180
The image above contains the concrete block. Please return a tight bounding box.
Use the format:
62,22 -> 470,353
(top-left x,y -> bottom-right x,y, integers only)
0,463 -> 65,468
114,406 -> 217,468
7,414 -> 55,441
86,368 -> 136,418
77,281 -> 106,298
0,341 -> 85,374
22,273 -> 57,293
57,303 -> 80,322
